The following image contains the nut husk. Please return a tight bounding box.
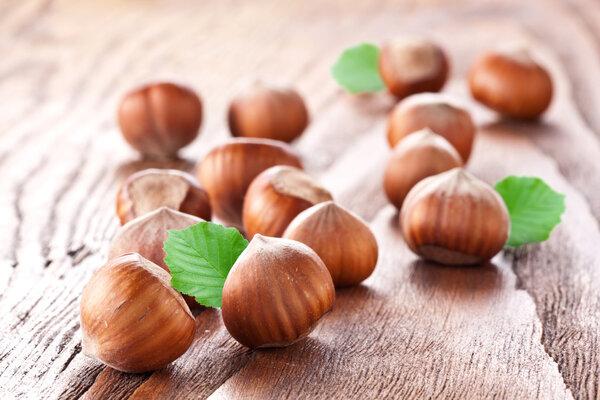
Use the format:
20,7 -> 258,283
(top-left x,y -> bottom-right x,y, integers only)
243,166 -> 333,238
116,168 -> 211,225
384,128 -> 463,209
283,201 -> 378,287
80,253 -> 196,372
197,138 -> 303,229
118,82 -> 202,157
400,168 -> 510,265
387,93 -> 476,162
221,235 -> 335,348
228,81 -> 309,143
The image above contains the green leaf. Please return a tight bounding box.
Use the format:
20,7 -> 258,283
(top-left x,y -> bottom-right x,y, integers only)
164,221 -> 249,308
494,176 -> 566,247
331,43 -> 386,94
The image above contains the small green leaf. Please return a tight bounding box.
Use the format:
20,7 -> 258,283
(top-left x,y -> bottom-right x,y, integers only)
494,176 -> 566,247
331,43 -> 386,94
164,221 -> 249,308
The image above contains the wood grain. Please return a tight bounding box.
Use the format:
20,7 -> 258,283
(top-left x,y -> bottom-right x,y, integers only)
0,0 -> 599,399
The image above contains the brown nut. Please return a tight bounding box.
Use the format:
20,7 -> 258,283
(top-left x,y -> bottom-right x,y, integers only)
228,81 -> 309,143
116,168 -> 211,225
118,82 -> 202,157
283,201 -> 378,287
469,48 -> 553,119
221,235 -> 335,348
400,168 -> 510,265
242,166 -> 333,239
383,128 -> 463,209
109,207 -> 203,308
387,93 -> 476,162
197,138 -> 303,228
378,37 -> 449,99
80,253 -> 196,372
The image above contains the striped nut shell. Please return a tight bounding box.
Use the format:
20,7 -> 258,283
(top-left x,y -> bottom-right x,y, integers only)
383,128 -> 463,209
221,235 -> 335,348
386,93 -> 476,162
80,253 -> 196,372
283,201 -> 378,288
228,81 -> 309,143
242,166 -> 333,239
118,82 -> 202,157
400,168 -> 509,265
197,138 -> 302,229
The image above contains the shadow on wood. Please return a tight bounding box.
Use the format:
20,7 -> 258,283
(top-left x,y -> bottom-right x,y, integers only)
408,260 -> 503,306
114,157 -> 197,182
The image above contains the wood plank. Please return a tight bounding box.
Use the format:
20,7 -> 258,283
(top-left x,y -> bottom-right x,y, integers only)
1,0 -> 600,399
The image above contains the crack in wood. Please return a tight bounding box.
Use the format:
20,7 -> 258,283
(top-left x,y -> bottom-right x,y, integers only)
39,144 -> 92,262
65,162 -> 113,255
68,366 -> 110,400
507,251 -> 576,399
59,343 -> 81,374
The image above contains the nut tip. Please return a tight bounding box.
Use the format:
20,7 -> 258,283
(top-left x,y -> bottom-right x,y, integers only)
320,200 -> 336,208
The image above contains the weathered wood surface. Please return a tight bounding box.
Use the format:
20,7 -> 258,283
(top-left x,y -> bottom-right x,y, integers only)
1,0 -> 600,399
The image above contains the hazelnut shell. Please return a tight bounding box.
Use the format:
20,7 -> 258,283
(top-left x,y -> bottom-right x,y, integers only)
116,168 -> 211,225
387,93 -> 476,162
469,49 -> 553,119
108,207 -> 203,308
118,82 -> 202,157
383,128 -> 463,209
197,138 -> 303,228
378,37 -> 449,99
80,253 -> 196,372
283,201 -> 378,287
400,168 -> 510,265
228,82 -> 309,143
242,166 -> 333,238
221,235 -> 335,348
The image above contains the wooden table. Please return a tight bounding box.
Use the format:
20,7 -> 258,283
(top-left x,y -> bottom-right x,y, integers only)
1,0 -> 600,398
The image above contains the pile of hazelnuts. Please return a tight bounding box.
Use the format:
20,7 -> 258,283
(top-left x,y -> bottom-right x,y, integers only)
379,37 -> 552,265
79,37 -> 553,374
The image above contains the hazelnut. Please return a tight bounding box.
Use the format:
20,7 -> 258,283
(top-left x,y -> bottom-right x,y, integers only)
116,168 -> 211,225
118,82 -> 202,157
383,128 -> 463,209
283,201 -> 378,287
197,138 -> 303,228
387,93 -> 476,162
109,207 -> 203,308
378,37 -> 449,99
228,81 -> 309,143
469,48 -> 553,119
400,168 -> 510,265
242,166 -> 333,238
221,235 -> 335,348
80,253 -> 196,372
